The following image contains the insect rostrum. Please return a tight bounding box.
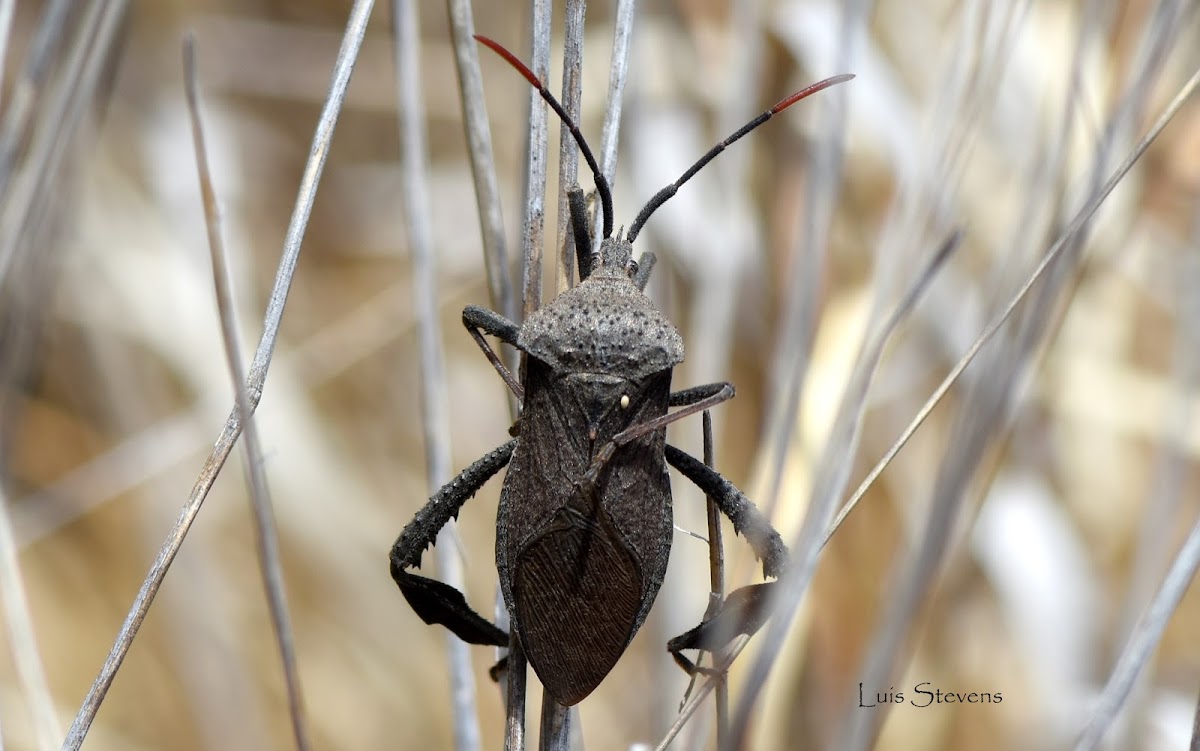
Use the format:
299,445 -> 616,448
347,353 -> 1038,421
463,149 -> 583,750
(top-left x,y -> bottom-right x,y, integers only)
389,35 -> 851,707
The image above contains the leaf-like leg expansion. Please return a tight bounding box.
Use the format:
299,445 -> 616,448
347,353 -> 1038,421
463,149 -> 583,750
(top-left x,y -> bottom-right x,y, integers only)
667,583 -> 775,674
462,305 -> 523,399
663,445 -> 787,576
664,446 -> 788,675
390,440 -> 517,648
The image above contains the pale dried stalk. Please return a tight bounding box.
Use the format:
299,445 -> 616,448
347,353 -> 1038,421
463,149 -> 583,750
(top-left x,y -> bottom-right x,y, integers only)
825,55 -> 1200,748
0,0 -> 125,287
540,0 -> 587,747
61,1 -> 375,745
504,0 -> 553,747
1076,515 -> 1200,749
444,0 -> 517,327
393,1 -> 484,750
553,0 -> 586,292
702,411 -> 728,744
183,35 -> 310,751
520,0 -> 552,322
597,0 -> 636,191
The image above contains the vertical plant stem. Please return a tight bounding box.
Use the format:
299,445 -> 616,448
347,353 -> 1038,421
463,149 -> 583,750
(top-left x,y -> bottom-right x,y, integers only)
545,2 -> 585,747
183,36 -> 311,751
508,1 -> 552,748
0,0 -> 124,286
702,410 -> 728,746
505,635 -> 529,751
553,0 -> 586,291
444,0 -> 517,327
520,0 -> 552,321
597,0 -> 635,192
393,2 -> 483,751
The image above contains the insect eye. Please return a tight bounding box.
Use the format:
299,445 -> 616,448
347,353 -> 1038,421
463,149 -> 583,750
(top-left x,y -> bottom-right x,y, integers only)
619,394 -> 630,409
626,259 -> 638,277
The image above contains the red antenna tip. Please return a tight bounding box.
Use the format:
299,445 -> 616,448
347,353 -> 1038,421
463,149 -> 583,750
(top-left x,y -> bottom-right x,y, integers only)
770,73 -> 855,114
474,35 -> 543,90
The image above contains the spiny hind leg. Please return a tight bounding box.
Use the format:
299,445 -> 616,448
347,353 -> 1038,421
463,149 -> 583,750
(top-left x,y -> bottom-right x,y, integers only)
389,440 -> 516,648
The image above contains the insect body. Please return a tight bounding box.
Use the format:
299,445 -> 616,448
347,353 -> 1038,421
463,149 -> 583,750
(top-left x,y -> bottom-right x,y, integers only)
390,35 -> 851,706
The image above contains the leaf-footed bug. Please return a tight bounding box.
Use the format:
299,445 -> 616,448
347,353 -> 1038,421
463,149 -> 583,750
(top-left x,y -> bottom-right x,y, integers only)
389,35 -> 852,706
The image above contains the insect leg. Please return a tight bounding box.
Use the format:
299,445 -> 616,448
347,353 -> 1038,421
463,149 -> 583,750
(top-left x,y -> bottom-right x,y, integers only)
608,382 -> 734,448
575,384 -> 737,497
663,445 -> 789,673
390,440 -> 517,648
669,381 -> 733,408
663,445 -> 786,575
462,305 -> 523,399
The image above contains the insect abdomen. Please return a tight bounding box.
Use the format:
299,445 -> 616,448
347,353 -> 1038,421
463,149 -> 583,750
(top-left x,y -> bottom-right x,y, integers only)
513,510 -> 643,705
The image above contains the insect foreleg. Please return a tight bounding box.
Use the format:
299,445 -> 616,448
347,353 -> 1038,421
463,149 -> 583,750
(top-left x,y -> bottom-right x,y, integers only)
390,440 -> 517,648
462,305 -> 523,399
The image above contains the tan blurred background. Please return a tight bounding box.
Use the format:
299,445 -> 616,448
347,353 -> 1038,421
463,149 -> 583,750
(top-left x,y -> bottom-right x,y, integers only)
2,0 -> 1200,749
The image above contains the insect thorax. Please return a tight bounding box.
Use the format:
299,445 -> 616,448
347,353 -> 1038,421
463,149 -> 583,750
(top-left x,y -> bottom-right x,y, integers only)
518,276 -> 684,381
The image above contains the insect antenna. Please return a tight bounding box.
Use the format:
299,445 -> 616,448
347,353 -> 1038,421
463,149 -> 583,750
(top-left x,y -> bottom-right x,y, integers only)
475,35 -> 615,241
626,73 -> 855,243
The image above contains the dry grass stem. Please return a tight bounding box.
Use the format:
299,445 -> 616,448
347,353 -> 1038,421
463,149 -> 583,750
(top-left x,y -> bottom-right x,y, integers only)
393,1 -> 483,749
445,0 -> 517,327
182,35 -> 310,751
702,410 -> 728,745
61,2 -> 374,745
597,0 -> 636,191
553,0 -> 586,293
1077,514 -> 1200,748
728,230 -> 959,747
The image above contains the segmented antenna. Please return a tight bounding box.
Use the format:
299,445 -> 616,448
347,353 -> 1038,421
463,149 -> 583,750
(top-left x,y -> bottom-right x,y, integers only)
626,73 -> 855,242
475,35 -> 615,240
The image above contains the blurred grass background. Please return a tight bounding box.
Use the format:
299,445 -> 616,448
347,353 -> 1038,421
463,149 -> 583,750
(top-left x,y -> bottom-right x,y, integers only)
1,0 -> 1200,749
